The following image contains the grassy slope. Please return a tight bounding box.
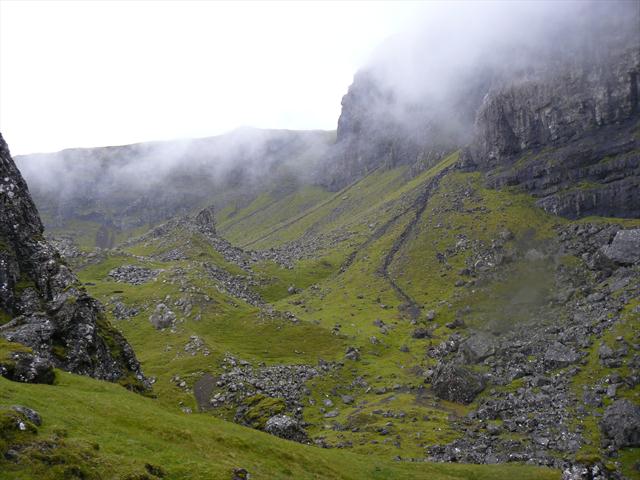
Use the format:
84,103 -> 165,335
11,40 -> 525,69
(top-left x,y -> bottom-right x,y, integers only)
8,149 -> 638,478
0,373 -> 556,480
27,153 -> 558,477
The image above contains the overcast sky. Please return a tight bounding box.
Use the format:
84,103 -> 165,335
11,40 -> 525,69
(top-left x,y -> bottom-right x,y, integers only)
0,0 -> 423,155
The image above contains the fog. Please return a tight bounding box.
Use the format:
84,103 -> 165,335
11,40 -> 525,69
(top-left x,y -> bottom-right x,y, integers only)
15,128 -> 333,228
344,0 -> 638,144
12,0 -> 640,222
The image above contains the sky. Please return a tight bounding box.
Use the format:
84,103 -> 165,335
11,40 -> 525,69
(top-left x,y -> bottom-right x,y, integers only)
0,0 -> 423,155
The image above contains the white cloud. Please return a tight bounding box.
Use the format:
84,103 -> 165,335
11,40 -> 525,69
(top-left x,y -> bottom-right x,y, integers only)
0,0 -> 421,154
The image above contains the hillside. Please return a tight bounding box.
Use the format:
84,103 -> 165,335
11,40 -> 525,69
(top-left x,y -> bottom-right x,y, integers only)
2,1 -> 640,479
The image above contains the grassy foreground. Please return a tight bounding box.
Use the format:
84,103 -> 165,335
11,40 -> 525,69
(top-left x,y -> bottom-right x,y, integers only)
0,372 -> 559,480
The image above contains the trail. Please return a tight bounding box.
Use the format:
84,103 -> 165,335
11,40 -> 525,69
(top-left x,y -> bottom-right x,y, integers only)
376,169 -> 449,320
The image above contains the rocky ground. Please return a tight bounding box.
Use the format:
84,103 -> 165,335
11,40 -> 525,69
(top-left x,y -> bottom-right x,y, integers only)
425,224 -> 640,476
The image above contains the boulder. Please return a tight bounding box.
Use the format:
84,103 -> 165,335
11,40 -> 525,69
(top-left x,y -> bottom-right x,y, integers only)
460,332 -> 496,364
544,342 -> 580,368
431,360 -> 485,404
195,206 -> 216,234
149,303 -> 176,329
600,399 -> 640,448
264,414 -> 308,443
11,405 -> 41,426
601,229 -> 640,265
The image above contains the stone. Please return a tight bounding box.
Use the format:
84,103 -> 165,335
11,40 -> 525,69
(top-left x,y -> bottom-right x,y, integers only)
11,405 -> 41,426
264,414 -> 308,443
600,400 -> 640,448
460,332 -> 496,364
344,346 -> 360,361
108,265 -> 160,285
149,303 -> 176,329
232,467 -> 250,480
601,230 -> 640,265
431,360 -> 486,404
194,205 -> 216,234
411,327 -> 431,339
341,395 -> 355,405
544,342 -> 580,368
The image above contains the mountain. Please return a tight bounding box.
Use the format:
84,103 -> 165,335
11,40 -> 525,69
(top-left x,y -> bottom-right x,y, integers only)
2,2 -> 640,479
14,128 -> 333,249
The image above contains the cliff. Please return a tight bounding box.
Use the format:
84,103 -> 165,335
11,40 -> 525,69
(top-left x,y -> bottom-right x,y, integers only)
329,1 -> 640,217
0,133 -> 147,389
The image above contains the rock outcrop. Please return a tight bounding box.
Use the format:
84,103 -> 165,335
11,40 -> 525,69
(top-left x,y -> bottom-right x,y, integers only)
0,133 -> 147,389
194,205 -> 216,234
329,1 -> 640,218
600,399 -> 640,449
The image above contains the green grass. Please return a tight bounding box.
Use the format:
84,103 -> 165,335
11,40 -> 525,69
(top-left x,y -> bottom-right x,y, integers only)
0,373 -> 558,480
11,140 -> 640,478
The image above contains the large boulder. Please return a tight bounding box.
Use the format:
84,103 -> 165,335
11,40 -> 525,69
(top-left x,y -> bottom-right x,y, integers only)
460,332 -> 496,364
195,206 -> 216,234
600,229 -> 640,265
431,360 -> 486,404
544,342 -> 581,368
149,303 -> 176,330
264,414 -> 308,443
600,399 -> 640,449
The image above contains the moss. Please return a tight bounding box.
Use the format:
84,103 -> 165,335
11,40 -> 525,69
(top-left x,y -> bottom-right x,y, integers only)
238,394 -> 286,430
0,407 -> 38,455
14,276 -> 36,295
51,345 -> 67,361
0,310 -> 12,326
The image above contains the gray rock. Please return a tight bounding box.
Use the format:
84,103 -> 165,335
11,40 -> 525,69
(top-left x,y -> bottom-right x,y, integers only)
11,405 -> 41,426
600,399 -> 640,448
412,327 -> 431,339
232,467 -> 250,480
341,395 -> 355,405
194,205 -> 216,234
149,303 -> 176,329
344,346 -> 360,361
108,265 -> 160,285
544,342 -> 580,368
264,414 -> 308,443
431,360 -> 486,404
601,230 -> 640,265
460,332 -> 496,364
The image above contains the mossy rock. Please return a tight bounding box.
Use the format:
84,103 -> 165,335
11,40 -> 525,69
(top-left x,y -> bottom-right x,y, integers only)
0,407 -> 39,455
236,394 -> 286,430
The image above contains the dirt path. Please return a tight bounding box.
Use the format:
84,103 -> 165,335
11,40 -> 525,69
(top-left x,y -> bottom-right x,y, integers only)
378,169 -> 449,320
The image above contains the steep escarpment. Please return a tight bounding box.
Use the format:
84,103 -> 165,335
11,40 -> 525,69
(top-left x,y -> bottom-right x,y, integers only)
0,133 -> 146,389
329,1 -> 640,218
326,68 -> 489,190
461,21 -> 640,218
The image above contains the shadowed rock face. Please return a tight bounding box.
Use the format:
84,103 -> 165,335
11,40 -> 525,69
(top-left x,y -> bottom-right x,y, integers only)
0,133 -> 147,389
329,1 -> 640,218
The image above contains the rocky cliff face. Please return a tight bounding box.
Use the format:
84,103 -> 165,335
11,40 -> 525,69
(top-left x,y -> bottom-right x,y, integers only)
325,69 -> 489,190
459,21 -> 640,218
0,133 -> 147,389
330,1 -> 640,218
